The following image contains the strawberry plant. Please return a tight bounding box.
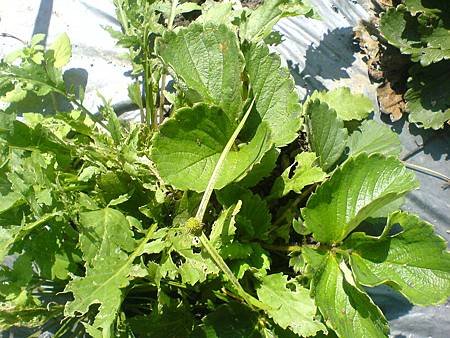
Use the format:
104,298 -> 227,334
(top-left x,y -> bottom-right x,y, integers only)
379,0 -> 450,129
1,1 -> 449,337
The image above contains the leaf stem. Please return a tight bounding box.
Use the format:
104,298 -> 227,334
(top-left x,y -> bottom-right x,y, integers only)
403,161 -> 450,184
143,25 -> 156,129
158,0 -> 178,123
195,98 -> 256,221
193,98 -> 266,310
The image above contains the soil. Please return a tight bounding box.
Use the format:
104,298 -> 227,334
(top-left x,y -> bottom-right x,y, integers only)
241,0 -> 263,9
355,1 -> 411,122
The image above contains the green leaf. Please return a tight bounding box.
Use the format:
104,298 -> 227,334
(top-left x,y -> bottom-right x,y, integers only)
240,0 -> 315,42
312,254 -> 389,337
156,228 -> 220,285
310,88 -> 373,121
302,154 -> 419,244
257,273 -> 326,337
65,224 -> 155,336
210,202 -> 253,260
49,33 -> 72,68
239,148 -> 279,188
217,185 -> 271,240
151,104 -> 272,192
405,61 -> 450,129
196,1 -> 235,26
194,302 -> 260,338
156,24 -> 244,119
306,100 -> 348,171
346,211 -> 450,306
347,120 -> 402,157
244,42 -> 302,146
65,253 -> 133,335
0,213 -> 59,262
270,151 -> 326,199
79,208 -> 136,265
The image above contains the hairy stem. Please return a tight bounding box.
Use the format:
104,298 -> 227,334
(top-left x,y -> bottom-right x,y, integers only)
158,0 -> 178,123
195,98 -> 255,221
143,25 -> 156,129
193,98 -> 266,310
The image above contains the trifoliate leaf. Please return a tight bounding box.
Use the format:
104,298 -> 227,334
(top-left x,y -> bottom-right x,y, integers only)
346,211 -> 450,306
194,302 -> 260,338
310,87 -> 373,121
240,0 -> 315,42
312,254 -> 389,338
49,33 -> 72,68
151,104 -> 272,192
405,61 -> 450,129
244,42 -> 302,146
79,208 -> 136,265
257,273 -> 326,337
156,24 -> 244,120
270,152 -> 326,199
306,100 -> 347,171
347,120 -> 402,157
302,154 -> 419,244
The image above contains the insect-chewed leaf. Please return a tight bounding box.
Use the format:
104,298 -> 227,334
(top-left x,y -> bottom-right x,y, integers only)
49,33 -> 72,68
345,211 -> 450,306
270,151 -> 326,199
312,254 -> 389,338
156,23 -> 244,121
302,154 -> 418,244
79,208 -> 136,265
257,273 -> 326,337
244,42 -> 302,146
151,104 -> 272,192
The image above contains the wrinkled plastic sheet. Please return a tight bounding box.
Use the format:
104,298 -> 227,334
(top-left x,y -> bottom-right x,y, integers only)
1,1 -> 449,337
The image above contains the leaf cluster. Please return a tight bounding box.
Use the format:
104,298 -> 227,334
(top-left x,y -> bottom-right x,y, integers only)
0,1 -> 449,337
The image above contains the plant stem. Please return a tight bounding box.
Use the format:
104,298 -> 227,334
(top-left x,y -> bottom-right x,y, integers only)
403,161 -> 450,184
143,25 -> 156,129
158,0 -> 178,123
195,98 -> 255,221
193,98 -> 266,310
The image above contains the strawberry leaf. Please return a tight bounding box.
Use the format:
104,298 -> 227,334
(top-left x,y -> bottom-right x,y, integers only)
346,211 -> 450,306
302,154 -> 418,244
